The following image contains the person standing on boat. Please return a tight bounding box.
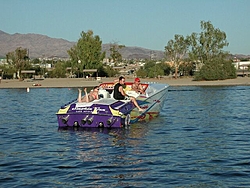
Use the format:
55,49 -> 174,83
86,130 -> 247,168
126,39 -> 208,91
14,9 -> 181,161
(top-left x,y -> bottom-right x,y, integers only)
78,86 -> 99,103
131,77 -> 145,94
113,76 -> 144,112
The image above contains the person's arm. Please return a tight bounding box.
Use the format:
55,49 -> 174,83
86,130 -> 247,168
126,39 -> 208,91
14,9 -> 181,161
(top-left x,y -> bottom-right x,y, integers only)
119,86 -> 129,97
131,84 -> 136,91
139,84 -> 145,94
132,83 -> 143,93
95,91 -> 99,99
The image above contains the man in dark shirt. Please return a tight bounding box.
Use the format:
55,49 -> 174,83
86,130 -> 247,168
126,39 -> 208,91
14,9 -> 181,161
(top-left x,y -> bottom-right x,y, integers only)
113,76 -> 144,111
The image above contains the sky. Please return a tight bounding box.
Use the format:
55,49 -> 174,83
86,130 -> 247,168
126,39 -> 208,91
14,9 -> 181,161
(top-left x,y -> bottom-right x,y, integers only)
0,0 -> 249,55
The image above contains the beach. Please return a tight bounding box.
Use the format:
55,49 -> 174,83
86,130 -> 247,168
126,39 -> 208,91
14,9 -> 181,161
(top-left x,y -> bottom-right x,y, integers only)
0,76 -> 250,88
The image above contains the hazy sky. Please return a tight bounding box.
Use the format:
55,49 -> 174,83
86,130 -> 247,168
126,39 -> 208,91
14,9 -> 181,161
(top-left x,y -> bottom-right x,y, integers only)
1,0 -> 249,55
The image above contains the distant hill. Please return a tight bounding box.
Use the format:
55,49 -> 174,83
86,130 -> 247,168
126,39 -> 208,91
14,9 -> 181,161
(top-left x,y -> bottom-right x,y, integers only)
0,30 -> 73,58
0,30 -> 165,60
0,30 -> 249,60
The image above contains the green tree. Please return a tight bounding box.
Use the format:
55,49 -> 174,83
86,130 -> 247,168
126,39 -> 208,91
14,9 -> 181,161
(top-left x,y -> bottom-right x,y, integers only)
101,65 -> 119,77
67,30 -> 105,76
165,34 -> 189,79
178,61 -> 195,76
6,47 -> 30,79
136,67 -> 148,78
30,58 -> 40,65
160,62 -> 172,76
142,60 -> 156,78
0,64 -> 16,79
50,61 -> 67,78
109,42 -> 125,65
194,58 -> 236,80
136,60 -> 169,78
188,21 -> 229,65
188,21 -> 234,80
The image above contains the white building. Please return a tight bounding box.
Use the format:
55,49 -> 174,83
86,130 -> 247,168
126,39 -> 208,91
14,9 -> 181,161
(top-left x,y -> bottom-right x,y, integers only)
233,61 -> 250,70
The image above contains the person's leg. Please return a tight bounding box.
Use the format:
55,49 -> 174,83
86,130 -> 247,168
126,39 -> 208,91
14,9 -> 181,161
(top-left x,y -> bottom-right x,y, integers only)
78,88 -> 89,102
130,97 -> 143,111
78,89 -> 82,102
84,88 -> 89,103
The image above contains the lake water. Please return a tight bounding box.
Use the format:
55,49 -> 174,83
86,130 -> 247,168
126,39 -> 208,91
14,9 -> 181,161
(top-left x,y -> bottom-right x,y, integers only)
0,86 -> 250,187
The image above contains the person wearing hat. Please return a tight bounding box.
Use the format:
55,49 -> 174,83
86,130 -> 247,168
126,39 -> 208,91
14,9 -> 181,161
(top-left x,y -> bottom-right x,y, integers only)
131,77 -> 145,94
113,76 -> 144,112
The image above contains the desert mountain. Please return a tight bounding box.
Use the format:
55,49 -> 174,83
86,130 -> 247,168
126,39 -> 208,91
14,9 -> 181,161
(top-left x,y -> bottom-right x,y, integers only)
0,30 -> 164,60
0,30 -> 249,60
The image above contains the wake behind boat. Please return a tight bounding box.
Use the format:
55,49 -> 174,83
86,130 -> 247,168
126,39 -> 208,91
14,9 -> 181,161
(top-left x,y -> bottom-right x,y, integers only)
56,81 -> 169,128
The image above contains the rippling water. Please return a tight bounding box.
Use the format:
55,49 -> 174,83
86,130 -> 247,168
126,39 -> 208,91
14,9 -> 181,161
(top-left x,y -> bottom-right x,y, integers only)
0,86 -> 250,187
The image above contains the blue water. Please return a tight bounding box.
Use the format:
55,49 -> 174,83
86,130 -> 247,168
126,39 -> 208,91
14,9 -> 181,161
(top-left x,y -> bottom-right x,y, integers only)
0,86 -> 250,187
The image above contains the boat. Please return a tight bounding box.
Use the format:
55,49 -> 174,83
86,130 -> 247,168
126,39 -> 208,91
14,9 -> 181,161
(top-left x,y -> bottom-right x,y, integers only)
56,81 -> 169,128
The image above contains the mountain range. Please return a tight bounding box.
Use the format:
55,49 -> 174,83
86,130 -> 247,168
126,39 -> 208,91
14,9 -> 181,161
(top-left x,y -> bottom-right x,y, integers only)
0,30 -> 249,60
0,30 -> 164,60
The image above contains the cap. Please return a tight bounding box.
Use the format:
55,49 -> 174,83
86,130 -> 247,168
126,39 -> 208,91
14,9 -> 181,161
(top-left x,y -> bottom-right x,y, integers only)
134,77 -> 140,82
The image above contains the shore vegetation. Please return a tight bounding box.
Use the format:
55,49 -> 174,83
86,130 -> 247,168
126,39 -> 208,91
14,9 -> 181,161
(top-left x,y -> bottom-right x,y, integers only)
1,21 -> 240,81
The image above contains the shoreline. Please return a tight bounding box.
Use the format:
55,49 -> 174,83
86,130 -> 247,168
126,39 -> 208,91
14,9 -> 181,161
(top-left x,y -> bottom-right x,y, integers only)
0,77 -> 250,89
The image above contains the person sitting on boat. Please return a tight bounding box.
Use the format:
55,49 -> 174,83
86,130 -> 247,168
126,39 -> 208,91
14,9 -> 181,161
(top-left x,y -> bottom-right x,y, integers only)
78,86 -> 99,103
131,77 -> 145,94
113,76 -> 144,112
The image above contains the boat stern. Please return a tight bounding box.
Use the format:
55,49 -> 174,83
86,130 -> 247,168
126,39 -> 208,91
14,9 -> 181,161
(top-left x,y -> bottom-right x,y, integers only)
56,98 -> 134,128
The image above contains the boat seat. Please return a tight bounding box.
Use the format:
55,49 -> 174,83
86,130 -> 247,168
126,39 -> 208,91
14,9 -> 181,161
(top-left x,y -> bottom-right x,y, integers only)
125,90 -> 140,98
98,88 -> 110,99
110,91 -> 114,98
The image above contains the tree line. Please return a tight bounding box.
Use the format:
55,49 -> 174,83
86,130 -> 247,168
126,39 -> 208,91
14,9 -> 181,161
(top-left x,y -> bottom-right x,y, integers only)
1,21 -> 238,80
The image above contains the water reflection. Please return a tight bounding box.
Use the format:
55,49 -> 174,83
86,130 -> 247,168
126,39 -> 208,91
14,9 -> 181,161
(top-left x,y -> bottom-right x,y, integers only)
57,122 -> 152,186
1,87 -> 250,187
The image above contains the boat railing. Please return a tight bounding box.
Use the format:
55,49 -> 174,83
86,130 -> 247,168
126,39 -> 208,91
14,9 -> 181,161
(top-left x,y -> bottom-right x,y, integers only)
60,98 -> 77,109
143,83 -> 169,98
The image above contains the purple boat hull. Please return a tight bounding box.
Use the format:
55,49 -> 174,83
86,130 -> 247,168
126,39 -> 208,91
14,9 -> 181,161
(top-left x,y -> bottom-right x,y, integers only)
56,98 -> 134,128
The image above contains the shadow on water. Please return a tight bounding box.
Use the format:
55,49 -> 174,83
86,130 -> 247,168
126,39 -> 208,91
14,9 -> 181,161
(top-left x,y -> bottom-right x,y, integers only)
58,126 -> 127,135
56,118 -> 156,150
57,121 -> 152,139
